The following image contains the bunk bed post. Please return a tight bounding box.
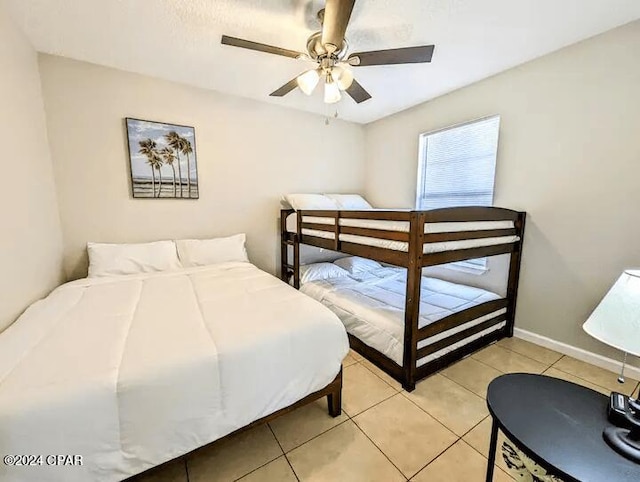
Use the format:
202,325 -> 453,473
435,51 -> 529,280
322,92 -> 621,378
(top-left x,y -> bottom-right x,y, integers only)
280,209 -> 290,283
293,209 -> 302,289
402,211 -> 426,392
505,212 -> 526,337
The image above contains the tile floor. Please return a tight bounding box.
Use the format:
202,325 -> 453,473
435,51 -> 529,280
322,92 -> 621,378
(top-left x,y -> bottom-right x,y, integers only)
133,337 -> 640,482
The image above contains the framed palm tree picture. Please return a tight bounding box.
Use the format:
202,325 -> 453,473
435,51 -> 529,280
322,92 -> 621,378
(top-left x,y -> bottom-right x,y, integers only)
125,118 -> 199,199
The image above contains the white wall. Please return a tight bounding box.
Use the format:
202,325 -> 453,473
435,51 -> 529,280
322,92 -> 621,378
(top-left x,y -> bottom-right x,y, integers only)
38,55 -> 366,280
0,6 -> 64,332
364,20 -> 640,363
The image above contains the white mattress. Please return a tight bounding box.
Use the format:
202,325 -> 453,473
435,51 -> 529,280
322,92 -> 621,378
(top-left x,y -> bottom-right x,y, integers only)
286,213 -> 519,253
300,266 -> 505,367
0,263 -> 348,482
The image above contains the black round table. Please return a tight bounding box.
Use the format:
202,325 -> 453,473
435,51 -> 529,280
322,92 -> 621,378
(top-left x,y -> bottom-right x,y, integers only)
485,373 -> 640,482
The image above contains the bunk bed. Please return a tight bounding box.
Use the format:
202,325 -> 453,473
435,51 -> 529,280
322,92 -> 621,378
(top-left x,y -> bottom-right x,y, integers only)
280,206 -> 526,391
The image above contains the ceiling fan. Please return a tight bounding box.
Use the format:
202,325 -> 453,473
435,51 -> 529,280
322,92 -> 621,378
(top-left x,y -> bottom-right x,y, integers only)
221,0 -> 435,105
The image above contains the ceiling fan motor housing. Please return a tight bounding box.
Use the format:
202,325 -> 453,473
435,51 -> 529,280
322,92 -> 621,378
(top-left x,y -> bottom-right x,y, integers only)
306,31 -> 349,62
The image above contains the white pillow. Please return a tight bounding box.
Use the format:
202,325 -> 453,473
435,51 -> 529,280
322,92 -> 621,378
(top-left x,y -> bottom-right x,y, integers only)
176,234 -> 249,267
324,194 -> 372,210
285,194 -> 338,211
334,256 -> 382,274
87,240 -> 181,278
300,263 -> 350,284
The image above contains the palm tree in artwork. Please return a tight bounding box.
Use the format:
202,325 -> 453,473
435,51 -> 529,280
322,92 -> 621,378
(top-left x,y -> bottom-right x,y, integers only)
155,157 -> 164,198
164,131 -> 184,197
160,147 -> 178,197
179,136 -> 194,198
138,138 -> 163,198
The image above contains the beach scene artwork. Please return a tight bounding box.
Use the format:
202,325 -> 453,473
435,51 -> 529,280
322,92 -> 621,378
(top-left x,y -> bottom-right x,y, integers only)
126,118 -> 199,199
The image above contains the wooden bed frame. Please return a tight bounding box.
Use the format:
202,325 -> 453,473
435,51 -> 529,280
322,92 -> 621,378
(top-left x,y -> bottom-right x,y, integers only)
280,206 -> 526,392
127,370 -> 342,480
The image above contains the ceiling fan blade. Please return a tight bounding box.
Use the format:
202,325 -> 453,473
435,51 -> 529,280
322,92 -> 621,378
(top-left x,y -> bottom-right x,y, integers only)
221,35 -> 304,59
350,45 -> 435,66
270,78 -> 299,97
321,0 -> 356,53
345,79 -> 371,104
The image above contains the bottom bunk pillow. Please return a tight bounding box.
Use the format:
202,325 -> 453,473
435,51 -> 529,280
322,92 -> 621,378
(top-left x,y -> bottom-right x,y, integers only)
300,262 -> 350,284
0,263 -> 348,482
334,256 -> 383,274
300,266 -> 504,367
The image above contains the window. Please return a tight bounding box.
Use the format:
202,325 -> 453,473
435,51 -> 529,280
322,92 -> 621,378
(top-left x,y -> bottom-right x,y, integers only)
416,115 -> 500,271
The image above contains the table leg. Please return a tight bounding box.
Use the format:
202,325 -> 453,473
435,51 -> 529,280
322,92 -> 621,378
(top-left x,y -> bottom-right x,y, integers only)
486,418 -> 499,482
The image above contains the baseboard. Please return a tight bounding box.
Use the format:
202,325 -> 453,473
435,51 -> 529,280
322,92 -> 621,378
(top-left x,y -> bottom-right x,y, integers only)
513,328 -> 640,381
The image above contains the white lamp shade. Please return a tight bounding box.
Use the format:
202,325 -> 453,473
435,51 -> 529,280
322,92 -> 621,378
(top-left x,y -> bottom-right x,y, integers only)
324,79 -> 341,104
583,270 -> 640,357
332,66 -> 354,90
296,69 -> 320,95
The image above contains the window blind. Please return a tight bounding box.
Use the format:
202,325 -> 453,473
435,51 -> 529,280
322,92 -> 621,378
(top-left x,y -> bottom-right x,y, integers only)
417,115 -> 500,210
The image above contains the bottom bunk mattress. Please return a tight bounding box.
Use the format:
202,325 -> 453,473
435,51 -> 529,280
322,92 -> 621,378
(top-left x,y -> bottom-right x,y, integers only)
300,262 -> 506,367
0,262 -> 348,482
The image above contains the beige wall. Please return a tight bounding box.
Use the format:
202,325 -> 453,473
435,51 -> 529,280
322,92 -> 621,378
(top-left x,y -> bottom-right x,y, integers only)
38,55 -> 365,279
0,7 -> 64,332
365,21 -> 640,362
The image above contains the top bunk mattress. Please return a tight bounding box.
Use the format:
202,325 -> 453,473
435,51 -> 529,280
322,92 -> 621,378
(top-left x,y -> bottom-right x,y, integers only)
285,212 -> 519,254
0,262 -> 348,482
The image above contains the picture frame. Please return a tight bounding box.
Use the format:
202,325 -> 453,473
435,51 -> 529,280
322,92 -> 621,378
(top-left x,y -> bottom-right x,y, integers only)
125,117 -> 199,199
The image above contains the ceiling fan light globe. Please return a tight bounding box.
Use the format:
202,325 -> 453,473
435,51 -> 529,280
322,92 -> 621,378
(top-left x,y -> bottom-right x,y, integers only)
296,69 -> 320,95
324,80 -> 341,104
336,69 -> 354,90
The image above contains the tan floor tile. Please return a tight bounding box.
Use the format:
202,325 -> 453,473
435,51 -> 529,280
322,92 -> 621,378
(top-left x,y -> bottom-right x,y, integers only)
441,357 -> 502,398
462,417 -> 515,476
343,351 -> 359,367
236,456 -> 297,482
552,356 -> 638,395
403,374 -> 488,436
472,345 -> 548,374
542,367 -> 610,395
360,357 -> 403,391
411,440 -> 512,482
132,459 -> 187,482
349,349 -> 364,361
354,393 -> 457,478
187,425 -> 282,482
497,338 -> 563,366
462,416 -> 492,457
288,420 -> 405,482
269,398 -> 348,452
342,363 -> 397,416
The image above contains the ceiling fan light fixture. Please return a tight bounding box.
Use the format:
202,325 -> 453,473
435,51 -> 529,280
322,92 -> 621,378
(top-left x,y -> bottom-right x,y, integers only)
324,77 -> 341,104
296,69 -> 321,95
333,67 -> 354,91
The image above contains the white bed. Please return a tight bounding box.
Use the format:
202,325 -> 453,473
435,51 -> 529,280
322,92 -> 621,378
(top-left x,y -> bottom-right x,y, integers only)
286,212 -> 519,254
0,262 -> 348,482
300,263 -> 505,367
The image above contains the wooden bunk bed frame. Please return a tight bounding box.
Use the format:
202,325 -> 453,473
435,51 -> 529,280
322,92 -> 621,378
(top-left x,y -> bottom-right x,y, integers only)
280,206 -> 526,392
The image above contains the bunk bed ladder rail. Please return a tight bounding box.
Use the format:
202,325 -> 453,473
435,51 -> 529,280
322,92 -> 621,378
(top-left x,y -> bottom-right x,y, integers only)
279,208 -> 299,287
505,211 -> 526,336
402,211 -> 426,392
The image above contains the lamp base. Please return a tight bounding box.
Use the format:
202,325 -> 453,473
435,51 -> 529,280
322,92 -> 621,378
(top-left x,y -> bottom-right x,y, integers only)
604,427 -> 640,463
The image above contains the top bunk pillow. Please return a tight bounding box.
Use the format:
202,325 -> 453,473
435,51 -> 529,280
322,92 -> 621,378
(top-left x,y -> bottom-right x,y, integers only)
284,194 -> 338,211
324,194 -> 372,210
87,240 -> 181,278
334,256 -> 382,274
176,233 -> 249,267
300,262 -> 350,284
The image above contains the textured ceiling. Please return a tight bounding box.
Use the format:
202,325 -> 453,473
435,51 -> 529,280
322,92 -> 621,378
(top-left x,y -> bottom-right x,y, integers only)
5,0 -> 640,123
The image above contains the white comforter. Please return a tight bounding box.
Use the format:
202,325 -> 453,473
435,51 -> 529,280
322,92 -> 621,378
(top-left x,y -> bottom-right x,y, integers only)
0,263 -> 348,481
